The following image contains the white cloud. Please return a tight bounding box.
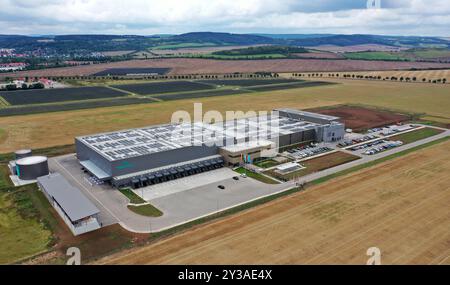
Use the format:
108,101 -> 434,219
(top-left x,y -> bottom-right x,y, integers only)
0,0 -> 448,36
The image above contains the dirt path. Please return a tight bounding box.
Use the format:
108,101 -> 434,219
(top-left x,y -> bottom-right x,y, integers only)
96,141 -> 450,265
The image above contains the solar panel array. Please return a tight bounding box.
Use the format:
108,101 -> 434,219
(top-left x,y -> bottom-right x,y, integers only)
79,114 -> 321,161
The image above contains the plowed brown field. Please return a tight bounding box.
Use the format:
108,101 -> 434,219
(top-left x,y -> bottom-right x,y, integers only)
2,58 -> 450,78
97,140 -> 450,265
309,106 -> 410,131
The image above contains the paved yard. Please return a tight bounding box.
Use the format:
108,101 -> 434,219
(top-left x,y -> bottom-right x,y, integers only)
133,168 -> 238,200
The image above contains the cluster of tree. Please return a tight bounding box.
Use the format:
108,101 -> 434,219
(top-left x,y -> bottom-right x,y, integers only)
20,72 -> 279,83
292,73 -> 447,84
213,45 -> 308,56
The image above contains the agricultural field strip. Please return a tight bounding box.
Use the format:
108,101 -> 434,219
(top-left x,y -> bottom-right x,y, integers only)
111,79 -> 308,97
150,81 -> 332,101
431,249 -> 450,265
388,215 -> 450,265
104,85 -> 139,96
111,81 -> 215,96
269,185 -> 448,264
0,97 -> 157,117
114,176 -> 447,264
0,86 -> 129,106
297,149 -> 449,262
304,172 -> 449,264
120,146 -> 448,264
151,89 -> 253,101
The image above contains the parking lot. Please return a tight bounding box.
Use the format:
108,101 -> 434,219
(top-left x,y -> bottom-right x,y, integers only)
347,139 -> 404,155
284,144 -> 334,160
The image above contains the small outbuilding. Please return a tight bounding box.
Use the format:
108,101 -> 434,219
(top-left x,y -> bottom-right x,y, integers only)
37,173 -> 101,236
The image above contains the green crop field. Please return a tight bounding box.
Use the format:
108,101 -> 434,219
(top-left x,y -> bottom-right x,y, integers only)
153,42 -> 217,50
343,48 -> 450,61
389,127 -> 444,144
344,51 -> 409,61
0,184 -> 53,264
199,53 -> 287,60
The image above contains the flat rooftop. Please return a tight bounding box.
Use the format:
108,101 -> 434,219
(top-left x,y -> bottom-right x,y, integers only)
77,113 -> 324,162
275,108 -> 341,122
37,173 -> 99,222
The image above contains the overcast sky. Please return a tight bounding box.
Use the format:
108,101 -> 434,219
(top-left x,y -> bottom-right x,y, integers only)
1,0 -> 449,36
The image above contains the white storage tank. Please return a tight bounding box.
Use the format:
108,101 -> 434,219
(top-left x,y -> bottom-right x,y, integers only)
15,156 -> 49,180
15,149 -> 32,160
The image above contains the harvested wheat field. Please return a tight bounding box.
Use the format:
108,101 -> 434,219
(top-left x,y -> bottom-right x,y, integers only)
98,140 -> 450,265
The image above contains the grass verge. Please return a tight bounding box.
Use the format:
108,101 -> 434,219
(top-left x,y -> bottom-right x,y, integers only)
389,127 -> 444,144
127,204 -> 163,217
119,188 -> 146,204
254,159 -> 282,169
0,185 -> 53,264
234,167 -> 279,184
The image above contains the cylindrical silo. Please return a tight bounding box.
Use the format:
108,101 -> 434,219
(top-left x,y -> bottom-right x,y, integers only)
15,149 -> 32,160
15,156 -> 49,180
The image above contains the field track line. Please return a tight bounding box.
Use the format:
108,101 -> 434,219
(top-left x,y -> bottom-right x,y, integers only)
389,219 -> 450,265
0,96 -> 10,107
104,85 -> 138,96
435,249 -> 450,265
304,177 -> 450,264
301,154 -> 450,262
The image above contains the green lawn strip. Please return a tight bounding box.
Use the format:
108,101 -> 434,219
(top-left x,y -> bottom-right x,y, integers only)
309,136 -> 449,186
119,188 -> 146,204
388,127 -> 444,144
343,51 -> 410,61
127,204 -> 163,217
0,185 -> 53,264
254,159 -> 282,169
234,167 -> 279,184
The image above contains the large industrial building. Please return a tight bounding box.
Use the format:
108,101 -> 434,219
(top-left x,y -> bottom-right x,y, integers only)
76,109 -> 345,189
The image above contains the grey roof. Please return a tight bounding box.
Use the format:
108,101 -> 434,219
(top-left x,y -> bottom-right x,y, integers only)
275,108 -> 341,122
37,173 -> 99,222
77,111 -> 324,162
